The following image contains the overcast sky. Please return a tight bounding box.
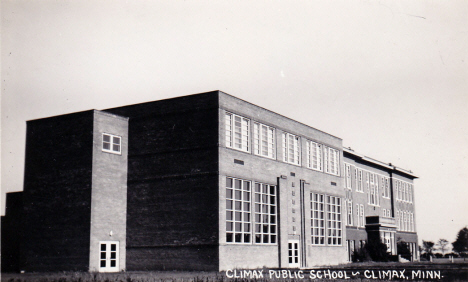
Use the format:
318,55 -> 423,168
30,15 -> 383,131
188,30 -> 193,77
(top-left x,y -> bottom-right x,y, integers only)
2,0 -> 467,246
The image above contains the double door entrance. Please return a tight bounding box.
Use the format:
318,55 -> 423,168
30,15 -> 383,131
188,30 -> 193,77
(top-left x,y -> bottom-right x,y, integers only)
99,241 -> 119,272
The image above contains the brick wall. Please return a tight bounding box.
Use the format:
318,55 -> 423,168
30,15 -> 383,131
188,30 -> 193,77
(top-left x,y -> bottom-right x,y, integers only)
105,92 -> 220,270
21,111 -> 94,271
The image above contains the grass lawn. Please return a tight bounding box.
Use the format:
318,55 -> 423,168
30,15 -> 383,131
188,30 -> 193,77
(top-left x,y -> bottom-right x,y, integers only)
2,262 -> 468,282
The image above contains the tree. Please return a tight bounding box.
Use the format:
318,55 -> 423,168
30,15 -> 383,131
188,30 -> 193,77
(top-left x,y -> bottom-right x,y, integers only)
422,240 -> 435,259
452,227 -> 468,256
366,238 -> 390,262
437,238 -> 450,256
397,238 -> 412,258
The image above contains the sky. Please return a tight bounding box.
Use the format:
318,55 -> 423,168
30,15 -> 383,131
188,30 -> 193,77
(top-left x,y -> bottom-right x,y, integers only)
2,0 -> 467,247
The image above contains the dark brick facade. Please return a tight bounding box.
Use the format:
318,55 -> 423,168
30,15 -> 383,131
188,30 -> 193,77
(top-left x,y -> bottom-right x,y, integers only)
1,192 -> 23,272
21,111 -> 95,271
105,91 -> 220,270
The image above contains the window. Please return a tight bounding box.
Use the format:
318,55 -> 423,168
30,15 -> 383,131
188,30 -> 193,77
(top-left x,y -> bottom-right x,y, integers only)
324,147 -> 340,175
355,204 -> 360,227
288,240 -> 300,267
253,122 -> 275,159
359,204 -> 365,228
354,167 -> 358,191
310,193 -> 325,245
409,185 -> 413,203
226,178 -> 251,243
327,196 -> 342,245
396,211 -> 400,230
382,177 -> 390,198
99,241 -> 119,272
225,112 -> 250,152
254,183 -> 277,244
102,133 -> 121,154
345,164 -> 352,189
306,141 -> 322,171
282,132 -> 300,165
357,170 -> 363,192
347,200 -> 353,226
368,173 -> 376,205
375,175 -> 380,206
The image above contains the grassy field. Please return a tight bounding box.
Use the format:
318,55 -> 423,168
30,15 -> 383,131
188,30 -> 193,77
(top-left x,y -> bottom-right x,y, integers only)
2,262 -> 468,282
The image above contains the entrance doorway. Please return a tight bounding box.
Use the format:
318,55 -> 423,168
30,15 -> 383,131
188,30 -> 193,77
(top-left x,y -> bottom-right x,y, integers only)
288,240 -> 300,267
99,241 -> 119,272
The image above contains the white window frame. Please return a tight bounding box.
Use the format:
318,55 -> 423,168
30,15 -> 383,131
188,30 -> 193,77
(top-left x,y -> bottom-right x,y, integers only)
357,170 -> 363,192
345,163 -> 352,189
225,112 -> 250,153
326,195 -> 342,246
347,200 -> 353,226
99,241 -> 119,272
328,148 -> 340,176
288,240 -> 300,267
225,177 -> 252,244
354,167 -> 358,191
306,140 -> 322,171
102,133 -> 121,155
253,182 -> 277,244
311,193 -> 325,245
282,132 -> 301,166
253,122 -> 275,159
359,204 -> 365,228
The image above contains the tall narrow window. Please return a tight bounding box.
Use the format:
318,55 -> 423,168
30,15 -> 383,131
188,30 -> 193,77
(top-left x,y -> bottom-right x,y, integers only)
253,122 -> 275,159
354,167 -> 358,190
327,196 -> 342,245
226,177 -> 251,243
328,148 -> 340,176
359,204 -> 365,228
396,211 -> 400,230
254,183 -> 277,244
347,200 -> 353,226
355,203 -> 360,227
310,193 -> 325,245
225,112 -> 250,152
102,133 -> 121,154
357,170 -> 363,192
375,175 -> 380,206
306,141 -> 322,171
345,164 -> 352,189
282,132 -> 300,165
409,185 -> 413,203
366,173 -> 370,203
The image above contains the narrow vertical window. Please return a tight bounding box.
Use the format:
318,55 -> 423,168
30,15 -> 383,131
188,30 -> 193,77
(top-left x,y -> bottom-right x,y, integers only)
102,133 -> 121,154
354,167 -> 358,191
225,112 -> 250,152
327,196 -> 342,245
345,164 -> 351,189
282,132 -> 300,165
359,204 -> 365,228
307,141 -> 322,171
358,170 -> 363,192
355,203 -> 360,227
310,193 -> 325,245
366,173 -> 370,203
254,183 -> 277,244
329,148 -> 339,176
253,123 -> 275,159
226,177 -> 251,243
347,200 -> 353,226
396,211 -> 400,230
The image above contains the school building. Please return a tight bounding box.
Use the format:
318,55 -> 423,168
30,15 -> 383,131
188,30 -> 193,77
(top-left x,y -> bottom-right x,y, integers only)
1,91 -> 418,272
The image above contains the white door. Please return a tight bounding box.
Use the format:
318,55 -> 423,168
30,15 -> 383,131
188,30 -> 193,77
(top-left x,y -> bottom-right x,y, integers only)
99,241 -> 119,272
288,240 -> 300,267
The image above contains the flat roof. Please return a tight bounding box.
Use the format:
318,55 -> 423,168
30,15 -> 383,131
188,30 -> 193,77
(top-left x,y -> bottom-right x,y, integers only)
343,147 -> 418,179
